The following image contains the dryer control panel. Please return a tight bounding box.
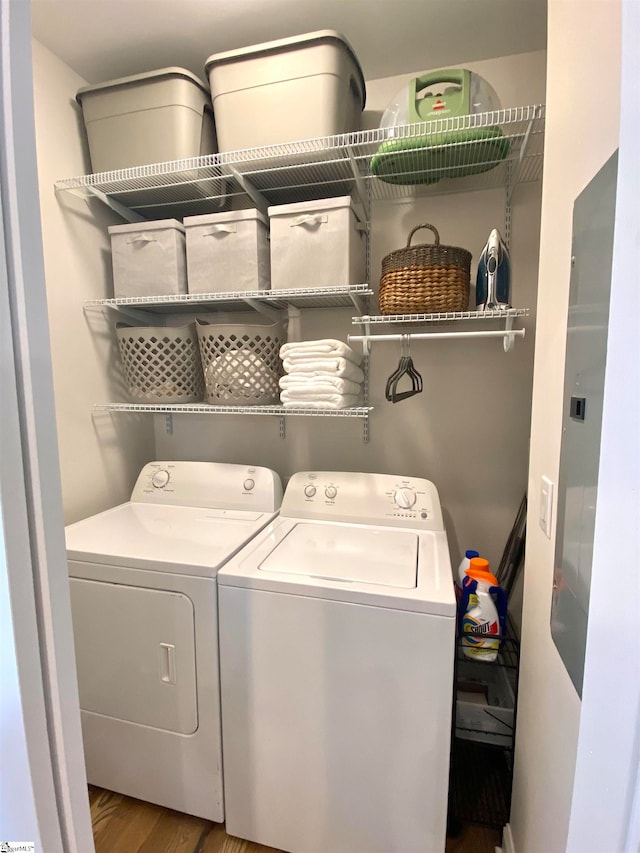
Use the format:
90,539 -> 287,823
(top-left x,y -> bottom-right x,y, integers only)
131,462 -> 283,512
282,471 -> 444,531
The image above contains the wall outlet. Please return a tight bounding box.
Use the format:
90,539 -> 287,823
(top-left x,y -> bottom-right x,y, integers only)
539,475 -> 554,538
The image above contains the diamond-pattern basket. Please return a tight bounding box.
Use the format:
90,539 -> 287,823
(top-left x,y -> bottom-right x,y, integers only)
196,319 -> 284,405
116,322 -> 204,404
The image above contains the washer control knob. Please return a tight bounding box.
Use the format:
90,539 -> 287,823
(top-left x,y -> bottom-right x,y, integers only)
393,488 -> 416,509
243,478 -> 255,491
325,486 -> 337,500
304,484 -> 317,498
151,469 -> 170,489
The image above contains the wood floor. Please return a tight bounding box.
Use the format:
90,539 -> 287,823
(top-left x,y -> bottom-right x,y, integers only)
89,786 -> 501,853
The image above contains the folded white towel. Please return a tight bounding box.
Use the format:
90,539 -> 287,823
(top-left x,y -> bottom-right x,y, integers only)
282,357 -> 365,384
281,389 -> 361,404
280,339 -> 362,365
281,394 -> 360,410
279,375 -> 362,396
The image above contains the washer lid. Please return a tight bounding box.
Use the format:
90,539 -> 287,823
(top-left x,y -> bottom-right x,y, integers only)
259,523 -> 418,588
66,502 -> 273,577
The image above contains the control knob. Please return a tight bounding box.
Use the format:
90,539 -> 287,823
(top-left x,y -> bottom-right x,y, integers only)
243,478 -> 255,491
325,486 -> 337,499
151,469 -> 170,489
393,488 -> 416,509
304,484 -> 317,498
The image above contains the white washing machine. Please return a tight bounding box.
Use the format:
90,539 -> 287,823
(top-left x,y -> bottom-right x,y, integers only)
218,471 -> 456,853
65,461 -> 282,821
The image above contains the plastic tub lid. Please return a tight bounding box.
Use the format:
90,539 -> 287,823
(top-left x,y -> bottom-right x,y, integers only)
205,30 -> 365,108
268,195 -> 360,218
183,209 -> 268,228
108,218 -> 185,236
268,195 -> 366,226
77,67 -> 210,104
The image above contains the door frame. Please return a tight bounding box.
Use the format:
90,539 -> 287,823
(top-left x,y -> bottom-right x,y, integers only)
0,1 -> 94,849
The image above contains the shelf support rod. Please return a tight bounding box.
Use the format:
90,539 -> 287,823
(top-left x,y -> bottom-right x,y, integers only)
87,302 -> 158,325
346,148 -> 369,215
227,166 -> 269,217
348,290 -> 368,316
242,297 -> 281,323
348,327 -> 525,349
85,186 -> 147,223
506,115 -> 536,208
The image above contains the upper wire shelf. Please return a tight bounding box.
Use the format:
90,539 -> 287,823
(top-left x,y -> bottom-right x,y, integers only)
55,106 -> 545,219
85,284 -> 373,314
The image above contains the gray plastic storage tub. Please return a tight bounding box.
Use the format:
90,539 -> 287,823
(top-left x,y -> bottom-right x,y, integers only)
205,31 -> 365,152
76,67 -> 217,173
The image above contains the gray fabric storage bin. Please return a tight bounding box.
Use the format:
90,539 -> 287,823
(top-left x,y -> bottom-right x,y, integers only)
109,219 -> 187,298
185,209 -> 270,294
268,196 -> 366,289
76,67 -> 216,173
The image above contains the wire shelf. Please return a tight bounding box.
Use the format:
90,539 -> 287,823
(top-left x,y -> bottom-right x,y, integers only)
352,308 -> 530,325
85,284 -> 373,314
93,403 -> 373,418
56,106 -> 545,218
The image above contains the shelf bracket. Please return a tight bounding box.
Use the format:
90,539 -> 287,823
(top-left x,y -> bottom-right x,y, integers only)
506,114 -> 536,208
227,166 -> 269,218
355,318 -> 372,357
503,315 -> 521,353
346,148 -> 369,215
279,416 -> 286,440
348,290 -> 368,317
90,302 -> 158,325
85,186 -> 147,223
165,414 -> 173,435
242,297 -> 282,323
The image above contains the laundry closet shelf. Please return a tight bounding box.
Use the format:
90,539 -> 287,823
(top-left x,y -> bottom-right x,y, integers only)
94,403 -> 373,419
56,105 -> 545,219
349,309 -> 529,354
85,284 -> 373,315
352,308 -> 530,325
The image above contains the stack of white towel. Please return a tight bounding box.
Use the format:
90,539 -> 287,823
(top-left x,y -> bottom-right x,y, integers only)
279,339 -> 364,409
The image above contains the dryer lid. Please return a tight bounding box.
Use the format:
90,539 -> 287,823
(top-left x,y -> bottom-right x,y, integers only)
66,502 -> 273,577
259,523 -> 418,588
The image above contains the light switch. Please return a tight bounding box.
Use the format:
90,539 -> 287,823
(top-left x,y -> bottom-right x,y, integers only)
540,475 -> 554,538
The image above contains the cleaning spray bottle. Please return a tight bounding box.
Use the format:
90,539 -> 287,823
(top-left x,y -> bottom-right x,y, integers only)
457,549 -> 480,587
458,557 -> 507,662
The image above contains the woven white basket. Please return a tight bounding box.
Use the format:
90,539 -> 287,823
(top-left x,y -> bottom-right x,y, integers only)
116,322 -> 204,404
196,319 -> 284,405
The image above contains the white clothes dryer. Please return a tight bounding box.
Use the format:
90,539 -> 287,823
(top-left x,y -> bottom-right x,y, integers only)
218,471 -> 456,853
65,461 -> 282,821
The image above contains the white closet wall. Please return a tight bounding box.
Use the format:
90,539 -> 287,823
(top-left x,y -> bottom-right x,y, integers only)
155,49 -> 546,570
510,2 -> 623,851
31,40 -> 154,524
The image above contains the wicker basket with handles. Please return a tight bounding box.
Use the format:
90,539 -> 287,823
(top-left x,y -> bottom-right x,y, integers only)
378,223 -> 472,315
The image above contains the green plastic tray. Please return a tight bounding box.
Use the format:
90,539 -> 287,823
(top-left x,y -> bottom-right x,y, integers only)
371,127 -> 511,186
